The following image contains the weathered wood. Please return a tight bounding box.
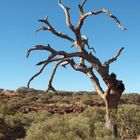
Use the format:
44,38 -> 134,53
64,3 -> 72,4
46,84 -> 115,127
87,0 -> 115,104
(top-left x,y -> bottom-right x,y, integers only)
27,1 -> 126,138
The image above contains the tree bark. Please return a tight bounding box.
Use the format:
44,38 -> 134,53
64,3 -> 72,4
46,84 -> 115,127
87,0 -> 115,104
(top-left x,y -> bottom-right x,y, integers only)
103,79 -> 125,138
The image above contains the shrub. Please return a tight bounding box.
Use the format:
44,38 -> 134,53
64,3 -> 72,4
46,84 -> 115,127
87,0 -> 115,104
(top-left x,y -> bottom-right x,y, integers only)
0,114 -> 26,140
16,87 -> 29,94
25,110 -> 116,140
16,87 -> 44,95
25,114 -> 93,140
93,122 -> 114,140
117,104 -> 140,138
0,101 -> 12,115
81,107 -> 105,122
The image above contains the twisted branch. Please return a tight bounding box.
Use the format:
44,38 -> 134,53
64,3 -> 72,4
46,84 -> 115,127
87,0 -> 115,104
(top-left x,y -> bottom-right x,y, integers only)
46,59 -> 66,92
27,57 -> 65,88
103,47 -> 124,67
27,63 -> 47,88
77,8 -> 126,30
58,0 -> 75,32
38,16 -> 74,43
26,45 -> 56,58
86,43 -> 96,53
47,58 -> 88,92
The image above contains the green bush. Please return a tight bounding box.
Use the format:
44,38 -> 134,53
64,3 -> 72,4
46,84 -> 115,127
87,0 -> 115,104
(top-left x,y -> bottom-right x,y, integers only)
81,107 -> 105,122
0,101 -> 13,115
16,87 -> 29,94
25,109 -> 114,140
25,114 -> 93,140
91,122 -> 115,140
0,114 -> 26,140
120,93 -> 140,105
117,104 -> 140,138
16,87 -> 44,95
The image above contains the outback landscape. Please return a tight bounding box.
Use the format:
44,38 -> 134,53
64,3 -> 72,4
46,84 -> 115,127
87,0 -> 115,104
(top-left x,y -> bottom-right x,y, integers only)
1,0 -> 140,140
0,87 -> 140,140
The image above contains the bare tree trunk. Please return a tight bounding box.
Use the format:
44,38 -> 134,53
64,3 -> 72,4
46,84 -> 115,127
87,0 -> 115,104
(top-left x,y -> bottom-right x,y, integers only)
104,81 -> 125,138
87,70 -> 124,138
105,100 -> 119,138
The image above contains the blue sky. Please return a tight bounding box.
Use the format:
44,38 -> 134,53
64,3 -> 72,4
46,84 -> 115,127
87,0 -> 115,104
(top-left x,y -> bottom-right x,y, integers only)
0,0 -> 140,93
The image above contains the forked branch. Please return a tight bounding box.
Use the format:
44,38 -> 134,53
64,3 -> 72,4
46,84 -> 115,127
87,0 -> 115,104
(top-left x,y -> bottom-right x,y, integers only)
27,44 -> 110,86
78,0 -> 87,14
38,16 -> 74,43
103,47 -> 124,67
77,8 -> 126,30
27,1 -> 126,95
46,58 -> 88,92
27,57 -> 65,88
47,59 -> 67,92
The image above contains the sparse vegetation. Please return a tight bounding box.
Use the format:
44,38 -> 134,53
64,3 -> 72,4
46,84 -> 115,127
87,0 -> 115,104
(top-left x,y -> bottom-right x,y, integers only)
0,89 -> 139,140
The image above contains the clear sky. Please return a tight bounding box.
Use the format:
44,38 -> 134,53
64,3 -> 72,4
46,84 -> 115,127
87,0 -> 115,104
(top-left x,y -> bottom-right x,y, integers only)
0,0 -> 140,93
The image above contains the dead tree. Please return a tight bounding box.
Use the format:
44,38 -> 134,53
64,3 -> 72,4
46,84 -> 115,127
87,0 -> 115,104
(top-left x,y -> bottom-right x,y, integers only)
27,0 -> 126,138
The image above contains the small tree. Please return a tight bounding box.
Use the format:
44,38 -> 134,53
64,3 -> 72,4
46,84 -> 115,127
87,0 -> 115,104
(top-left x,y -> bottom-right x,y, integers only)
27,0 -> 126,138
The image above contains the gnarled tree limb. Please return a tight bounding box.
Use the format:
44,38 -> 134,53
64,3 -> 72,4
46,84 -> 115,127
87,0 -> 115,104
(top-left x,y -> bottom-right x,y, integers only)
78,0 -> 87,14
77,9 -> 126,30
27,44 -> 111,86
38,16 -> 74,43
27,63 -> 48,88
86,43 -> 96,53
27,57 -> 65,88
87,70 -> 104,98
33,48 -> 102,71
67,59 -> 105,98
46,59 -> 67,92
58,0 -> 75,32
47,58 -> 88,92
103,47 -> 124,67
26,44 -> 56,58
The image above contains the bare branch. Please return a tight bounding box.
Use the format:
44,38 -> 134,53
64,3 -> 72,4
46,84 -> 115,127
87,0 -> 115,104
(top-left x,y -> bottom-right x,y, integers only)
27,57 -> 65,88
38,17 -> 74,42
46,58 -> 90,92
35,50 -> 102,70
78,0 -> 87,14
81,0 -> 87,8
36,26 -> 48,32
87,70 -> 104,98
86,43 -> 96,53
47,60 -> 64,92
47,59 -> 71,92
68,59 -> 88,73
27,44 -> 109,91
77,9 -> 126,30
60,58 -> 105,97
26,45 -> 56,58
58,0 -> 75,31
103,47 -> 124,67
27,63 -> 47,88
